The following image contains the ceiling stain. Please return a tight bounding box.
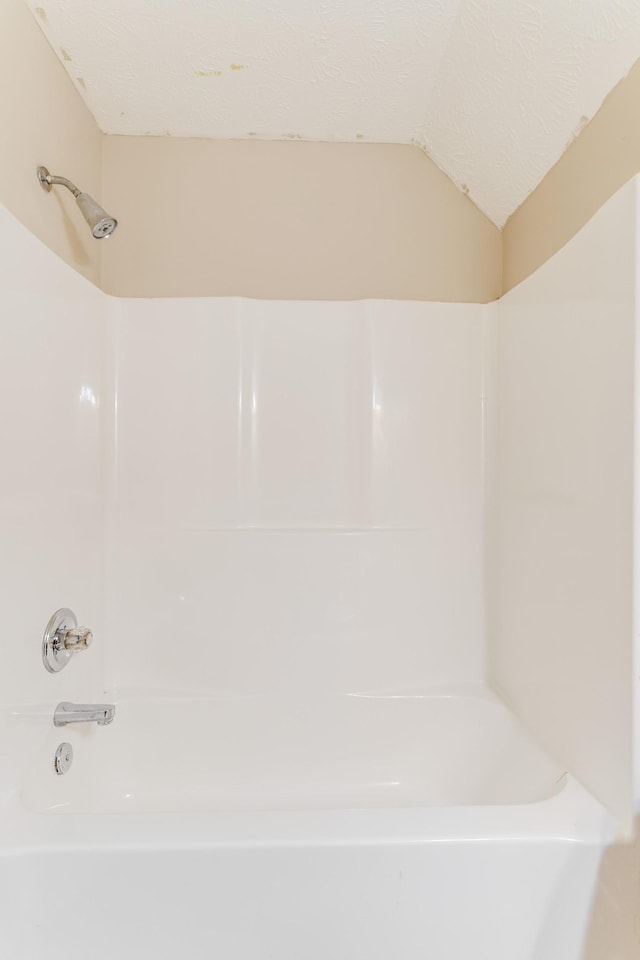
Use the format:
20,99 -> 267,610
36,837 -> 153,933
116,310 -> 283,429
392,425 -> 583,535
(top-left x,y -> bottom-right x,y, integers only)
194,68 -> 223,77
229,63 -> 247,71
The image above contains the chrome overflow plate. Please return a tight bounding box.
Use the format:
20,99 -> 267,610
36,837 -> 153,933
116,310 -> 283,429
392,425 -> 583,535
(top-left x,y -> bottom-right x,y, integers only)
42,608 -> 93,673
54,742 -> 73,776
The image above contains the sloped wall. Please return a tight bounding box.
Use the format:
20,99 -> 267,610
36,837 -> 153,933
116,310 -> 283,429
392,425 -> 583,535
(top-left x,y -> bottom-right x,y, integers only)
503,58 -> 640,293
0,0 -> 102,285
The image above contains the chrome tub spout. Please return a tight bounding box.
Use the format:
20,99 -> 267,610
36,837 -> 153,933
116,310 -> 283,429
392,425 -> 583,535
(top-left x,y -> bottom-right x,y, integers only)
54,702 -> 115,727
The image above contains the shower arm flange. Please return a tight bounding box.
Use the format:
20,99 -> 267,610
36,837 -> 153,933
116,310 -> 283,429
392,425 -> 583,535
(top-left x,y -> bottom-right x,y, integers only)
37,165 -> 81,198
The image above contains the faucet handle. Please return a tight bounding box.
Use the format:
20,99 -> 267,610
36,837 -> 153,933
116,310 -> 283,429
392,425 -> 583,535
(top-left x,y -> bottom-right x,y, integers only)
62,626 -> 93,652
43,609 -> 93,673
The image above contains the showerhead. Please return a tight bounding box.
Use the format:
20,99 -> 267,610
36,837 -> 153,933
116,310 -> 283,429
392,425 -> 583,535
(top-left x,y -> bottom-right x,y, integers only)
75,192 -> 118,239
37,165 -> 118,240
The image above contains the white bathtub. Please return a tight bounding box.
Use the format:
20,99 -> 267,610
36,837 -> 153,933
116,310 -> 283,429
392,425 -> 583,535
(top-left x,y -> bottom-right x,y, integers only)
0,688 -> 613,960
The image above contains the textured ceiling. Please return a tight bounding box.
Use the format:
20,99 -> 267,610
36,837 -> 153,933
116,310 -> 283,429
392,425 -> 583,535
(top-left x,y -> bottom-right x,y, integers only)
25,0 -> 640,225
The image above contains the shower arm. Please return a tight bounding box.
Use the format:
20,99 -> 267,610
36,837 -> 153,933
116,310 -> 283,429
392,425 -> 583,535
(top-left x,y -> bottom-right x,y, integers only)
37,169 -> 81,197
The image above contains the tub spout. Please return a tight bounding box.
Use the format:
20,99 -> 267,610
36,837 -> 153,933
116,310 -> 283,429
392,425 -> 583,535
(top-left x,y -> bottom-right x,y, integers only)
54,702 -> 115,727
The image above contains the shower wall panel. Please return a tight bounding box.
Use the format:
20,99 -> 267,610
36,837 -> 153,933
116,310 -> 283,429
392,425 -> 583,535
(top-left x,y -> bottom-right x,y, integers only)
0,206 -> 106,712
0,176 -> 637,834
106,299 -> 487,695
488,178 -> 639,832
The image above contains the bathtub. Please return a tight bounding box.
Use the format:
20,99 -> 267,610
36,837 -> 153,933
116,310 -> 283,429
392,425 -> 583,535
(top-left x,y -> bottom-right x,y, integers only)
0,687 -> 612,960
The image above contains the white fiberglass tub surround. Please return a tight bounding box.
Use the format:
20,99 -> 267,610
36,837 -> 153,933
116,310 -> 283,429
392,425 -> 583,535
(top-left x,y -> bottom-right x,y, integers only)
1,174 -> 639,960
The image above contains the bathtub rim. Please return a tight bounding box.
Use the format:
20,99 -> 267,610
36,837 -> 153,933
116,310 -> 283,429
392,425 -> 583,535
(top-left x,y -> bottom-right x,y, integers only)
0,772 -> 616,857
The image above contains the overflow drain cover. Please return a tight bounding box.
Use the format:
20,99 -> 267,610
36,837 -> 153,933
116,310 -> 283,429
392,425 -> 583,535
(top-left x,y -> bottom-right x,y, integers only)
54,742 -> 73,775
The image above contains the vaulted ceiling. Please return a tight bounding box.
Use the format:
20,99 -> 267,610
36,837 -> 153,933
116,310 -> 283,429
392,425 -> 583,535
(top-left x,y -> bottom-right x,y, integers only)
25,0 -> 640,225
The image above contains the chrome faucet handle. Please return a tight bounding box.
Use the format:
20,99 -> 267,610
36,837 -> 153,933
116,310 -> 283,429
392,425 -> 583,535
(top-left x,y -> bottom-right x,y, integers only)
62,626 -> 93,652
42,609 -> 93,673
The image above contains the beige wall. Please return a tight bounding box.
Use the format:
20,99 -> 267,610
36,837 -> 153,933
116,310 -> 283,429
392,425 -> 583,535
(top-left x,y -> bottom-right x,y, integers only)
101,136 -> 501,301
0,0 -> 102,286
582,817 -> 640,960
503,58 -> 640,293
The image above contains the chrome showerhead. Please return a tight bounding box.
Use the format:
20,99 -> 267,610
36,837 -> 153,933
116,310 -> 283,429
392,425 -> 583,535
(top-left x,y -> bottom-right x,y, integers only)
37,165 -> 118,240
75,192 -> 118,239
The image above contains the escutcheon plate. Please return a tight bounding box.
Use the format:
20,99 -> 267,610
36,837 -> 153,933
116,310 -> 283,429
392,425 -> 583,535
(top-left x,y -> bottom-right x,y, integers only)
42,608 -> 77,673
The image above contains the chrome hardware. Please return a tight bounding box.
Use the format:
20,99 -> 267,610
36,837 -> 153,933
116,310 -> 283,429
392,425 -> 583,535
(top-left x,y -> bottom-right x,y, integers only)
62,627 -> 92,652
37,165 -> 118,240
42,608 -> 93,673
54,742 -> 73,775
54,702 -> 115,727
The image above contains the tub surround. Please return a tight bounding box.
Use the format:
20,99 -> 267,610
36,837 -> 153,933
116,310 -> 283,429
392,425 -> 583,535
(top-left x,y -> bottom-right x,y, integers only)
491,179 -> 638,832
0,176 -> 638,958
0,204 -> 105,712
0,181 -> 637,828
107,297 -> 484,697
